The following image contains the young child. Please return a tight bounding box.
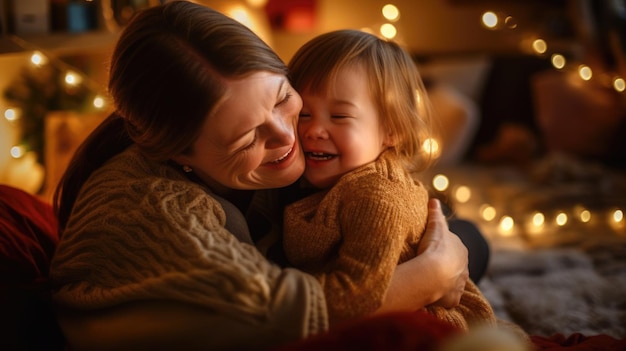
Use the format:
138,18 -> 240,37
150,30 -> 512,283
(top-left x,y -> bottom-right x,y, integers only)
283,29 -> 497,330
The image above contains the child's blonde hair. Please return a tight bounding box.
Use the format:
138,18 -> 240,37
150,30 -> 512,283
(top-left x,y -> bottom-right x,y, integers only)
288,29 -> 435,173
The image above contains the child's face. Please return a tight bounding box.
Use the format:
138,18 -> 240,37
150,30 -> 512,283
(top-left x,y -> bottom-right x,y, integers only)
298,63 -> 392,189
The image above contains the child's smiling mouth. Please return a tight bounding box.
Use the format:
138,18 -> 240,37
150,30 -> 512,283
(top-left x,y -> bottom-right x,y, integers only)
306,152 -> 336,161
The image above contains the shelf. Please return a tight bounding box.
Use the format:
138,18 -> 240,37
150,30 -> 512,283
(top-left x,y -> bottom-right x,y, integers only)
1,31 -> 119,56
0,37 -> 24,55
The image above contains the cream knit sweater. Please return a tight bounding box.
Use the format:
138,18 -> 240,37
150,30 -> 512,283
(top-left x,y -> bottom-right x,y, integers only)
50,146 -> 328,349
283,151 -> 496,329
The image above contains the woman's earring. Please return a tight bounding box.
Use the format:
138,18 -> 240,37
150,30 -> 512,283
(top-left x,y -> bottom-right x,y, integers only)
182,165 -> 193,173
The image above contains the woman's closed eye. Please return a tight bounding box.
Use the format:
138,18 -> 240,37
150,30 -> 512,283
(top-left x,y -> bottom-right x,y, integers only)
238,92 -> 292,152
276,92 -> 292,107
231,131 -> 257,154
241,133 -> 257,151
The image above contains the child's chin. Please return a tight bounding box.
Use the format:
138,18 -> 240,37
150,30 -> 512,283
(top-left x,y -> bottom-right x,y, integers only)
305,174 -> 338,190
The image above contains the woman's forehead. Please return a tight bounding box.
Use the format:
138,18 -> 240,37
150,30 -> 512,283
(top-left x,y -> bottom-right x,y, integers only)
206,72 -> 287,137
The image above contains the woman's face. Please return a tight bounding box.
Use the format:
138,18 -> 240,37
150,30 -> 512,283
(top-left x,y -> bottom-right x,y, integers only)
173,71 -> 305,193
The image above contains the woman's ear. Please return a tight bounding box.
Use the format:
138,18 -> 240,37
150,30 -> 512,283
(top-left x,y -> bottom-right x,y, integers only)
171,154 -> 192,168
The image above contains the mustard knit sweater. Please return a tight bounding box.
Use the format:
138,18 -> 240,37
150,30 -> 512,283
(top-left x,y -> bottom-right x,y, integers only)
283,151 -> 496,329
50,146 -> 328,348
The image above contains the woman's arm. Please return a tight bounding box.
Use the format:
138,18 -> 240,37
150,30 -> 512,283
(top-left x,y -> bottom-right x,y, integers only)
377,199 -> 470,313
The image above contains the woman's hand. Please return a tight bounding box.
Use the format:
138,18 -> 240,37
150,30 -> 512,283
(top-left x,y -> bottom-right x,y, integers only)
377,198 -> 469,313
418,198 -> 469,308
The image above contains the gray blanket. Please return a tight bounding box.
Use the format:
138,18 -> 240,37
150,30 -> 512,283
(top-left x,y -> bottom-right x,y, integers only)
479,238 -> 626,338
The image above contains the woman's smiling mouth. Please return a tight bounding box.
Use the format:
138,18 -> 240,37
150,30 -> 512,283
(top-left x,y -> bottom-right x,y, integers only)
271,147 -> 293,163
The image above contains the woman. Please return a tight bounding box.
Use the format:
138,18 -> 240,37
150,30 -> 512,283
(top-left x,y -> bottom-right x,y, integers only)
50,2 -> 472,350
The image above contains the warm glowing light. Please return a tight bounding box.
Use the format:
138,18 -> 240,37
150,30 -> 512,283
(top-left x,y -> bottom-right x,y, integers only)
382,4 -> 400,21
527,211 -> 545,235
532,212 -> 545,227
480,205 -> 496,222
555,212 -> 568,226
219,4 -> 271,43
613,77 -> 625,92
4,108 -> 19,121
578,65 -> 592,81
230,7 -> 251,26
580,209 -> 591,223
481,11 -> 498,29
614,209 -> 624,223
499,216 -> 515,235
65,71 -> 82,86
30,51 -> 47,66
504,16 -> 517,29
422,138 -> 440,157
246,0 -> 267,8
93,96 -> 105,109
454,186 -> 471,203
532,39 -> 547,54
10,145 -> 25,158
551,54 -> 566,69
609,209 -> 625,232
380,23 -> 397,39
432,174 -> 449,192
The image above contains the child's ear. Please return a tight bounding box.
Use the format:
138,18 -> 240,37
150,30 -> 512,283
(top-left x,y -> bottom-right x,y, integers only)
383,130 -> 396,147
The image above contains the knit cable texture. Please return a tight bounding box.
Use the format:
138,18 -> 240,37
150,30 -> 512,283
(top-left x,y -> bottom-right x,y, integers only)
50,146 -> 328,334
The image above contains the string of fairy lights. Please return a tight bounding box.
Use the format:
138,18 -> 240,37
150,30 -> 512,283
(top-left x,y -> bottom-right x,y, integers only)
455,9 -> 624,240
0,42 -> 109,194
480,10 -> 626,93
2,48 -> 109,158
370,4 -> 625,240
429,172 -> 625,242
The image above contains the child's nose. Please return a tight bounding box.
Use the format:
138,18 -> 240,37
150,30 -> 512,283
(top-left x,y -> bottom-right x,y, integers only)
301,119 -> 329,140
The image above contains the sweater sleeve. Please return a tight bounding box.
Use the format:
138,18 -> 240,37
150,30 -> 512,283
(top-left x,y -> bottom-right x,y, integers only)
313,182 -> 422,325
425,279 -> 497,331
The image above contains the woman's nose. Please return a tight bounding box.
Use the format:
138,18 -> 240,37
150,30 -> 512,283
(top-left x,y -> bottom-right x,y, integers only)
266,113 -> 296,149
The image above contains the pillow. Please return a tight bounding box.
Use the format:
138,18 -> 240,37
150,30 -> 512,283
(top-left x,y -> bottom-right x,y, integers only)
0,185 -> 58,283
271,311 -> 461,351
0,185 -> 63,350
532,333 -> 626,351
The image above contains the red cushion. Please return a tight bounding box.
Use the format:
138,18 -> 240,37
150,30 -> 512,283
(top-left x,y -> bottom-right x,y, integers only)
0,185 -> 63,350
271,311 -> 462,351
532,333 -> 626,351
0,185 -> 58,283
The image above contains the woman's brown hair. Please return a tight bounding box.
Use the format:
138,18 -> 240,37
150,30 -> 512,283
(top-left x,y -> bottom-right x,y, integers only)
55,1 -> 287,230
